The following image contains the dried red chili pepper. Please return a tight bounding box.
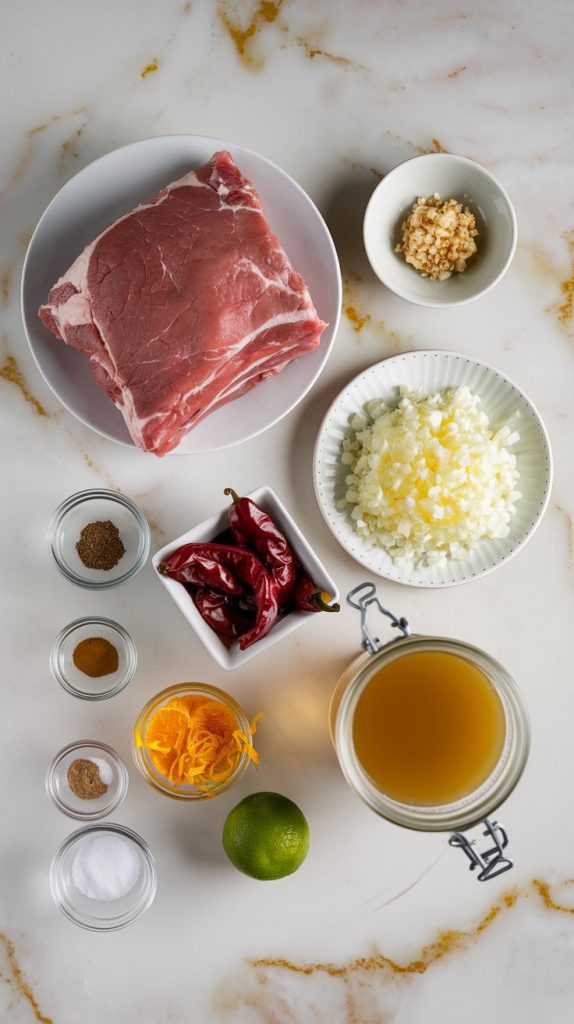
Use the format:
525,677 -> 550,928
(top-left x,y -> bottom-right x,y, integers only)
160,542 -> 280,650
224,488 -> 297,604
191,588 -> 255,639
158,547 -> 244,596
294,573 -> 340,613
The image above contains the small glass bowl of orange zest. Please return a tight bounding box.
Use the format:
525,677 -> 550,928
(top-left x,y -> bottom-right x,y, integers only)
132,683 -> 261,800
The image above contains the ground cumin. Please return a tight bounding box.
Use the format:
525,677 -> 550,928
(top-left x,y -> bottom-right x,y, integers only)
67,759 -> 108,800
73,637 -> 119,678
76,520 -> 125,570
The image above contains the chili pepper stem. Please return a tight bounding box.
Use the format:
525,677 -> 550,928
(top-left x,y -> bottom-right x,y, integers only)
313,592 -> 340,613
223,487 -> 241,504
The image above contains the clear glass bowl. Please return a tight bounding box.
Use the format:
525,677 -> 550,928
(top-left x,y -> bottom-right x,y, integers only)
50,617 -> 137,700
49,489 -> 150,589
132,682 -> 254,800
330,634 -> 530,832
46,741 -> 129,820
50,823 -> 157,931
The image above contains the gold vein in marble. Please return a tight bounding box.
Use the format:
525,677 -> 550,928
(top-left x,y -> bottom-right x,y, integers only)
347,161 -> 384,180
555,504 -> 574,569
245,880 -> 572,991
81,452 -> 120,493
549,230 -> 574,335
383,131 -> 451,157
343,274 -> 372,334
533,877 -> 574,913
1,270 -> 10,308
140,511 -> 166,542
217,2 -> 360,75
0,354 -> 50,418
141,58 -> 160,78
1,231 -> 35,308
58,123 -> 87,175
342,274 -> 402,351
0,933 -> 53,1024
0,108 -> 86,199
217,0 -> 283,70
421,138 -> 450,155
252,892 -> 518,979
295,37 -> 361,70
213,877 -> 574,1022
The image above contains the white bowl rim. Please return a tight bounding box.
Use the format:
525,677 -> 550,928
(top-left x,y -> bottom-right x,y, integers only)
21,132 -> 342,454
363,153 -> 518,308
313,348 -> 553,588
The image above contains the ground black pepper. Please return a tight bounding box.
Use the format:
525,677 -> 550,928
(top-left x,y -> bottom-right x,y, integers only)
76,520 -> 125,570
67,759 -> 108,800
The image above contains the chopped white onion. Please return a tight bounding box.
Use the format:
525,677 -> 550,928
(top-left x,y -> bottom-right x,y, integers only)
340,386 -> 522,568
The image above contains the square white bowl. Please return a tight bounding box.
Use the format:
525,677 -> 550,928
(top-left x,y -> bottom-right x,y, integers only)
363,153 -> 517,307
152,487 -> 340,670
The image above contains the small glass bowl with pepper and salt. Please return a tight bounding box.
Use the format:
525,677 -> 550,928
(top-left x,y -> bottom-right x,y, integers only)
46,740 -> 129,820
152,486 -> 340,670
49,488 -> 150,589
50,616 -> 137,700
132,682 -> 261,800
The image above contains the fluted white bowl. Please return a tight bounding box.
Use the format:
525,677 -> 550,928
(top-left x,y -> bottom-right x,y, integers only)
313,351 -> 552,587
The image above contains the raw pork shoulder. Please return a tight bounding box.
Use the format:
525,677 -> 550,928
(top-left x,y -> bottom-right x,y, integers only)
39,151 -> 327,455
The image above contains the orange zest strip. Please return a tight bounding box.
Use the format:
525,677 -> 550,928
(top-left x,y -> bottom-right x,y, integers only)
140,697 -> 262,790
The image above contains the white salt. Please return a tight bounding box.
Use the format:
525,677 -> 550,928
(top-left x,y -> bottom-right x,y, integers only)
91,757 -> 114,786
72,834 -> 141,901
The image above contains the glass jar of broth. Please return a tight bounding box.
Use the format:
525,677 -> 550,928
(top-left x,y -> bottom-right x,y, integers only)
330,584 -> 530,861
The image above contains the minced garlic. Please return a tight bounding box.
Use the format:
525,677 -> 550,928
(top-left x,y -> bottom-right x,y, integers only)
396,194 -> 478,280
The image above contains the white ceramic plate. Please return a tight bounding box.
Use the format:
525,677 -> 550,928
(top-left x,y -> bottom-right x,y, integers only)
313,351 -> 552,587
21,135 -> 341,454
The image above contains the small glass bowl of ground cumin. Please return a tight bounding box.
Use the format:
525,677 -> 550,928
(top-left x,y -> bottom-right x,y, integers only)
49,489 -> 150,589
46,741 -> 129,820
50,616 -> 137,700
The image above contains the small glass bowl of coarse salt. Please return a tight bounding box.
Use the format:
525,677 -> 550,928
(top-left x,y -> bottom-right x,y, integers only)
50,823 -> 157,930
46,741 -> 129,820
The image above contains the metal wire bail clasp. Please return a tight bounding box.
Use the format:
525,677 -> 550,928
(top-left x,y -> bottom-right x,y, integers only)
449,819 -> 513,881
347,582 -> 411,655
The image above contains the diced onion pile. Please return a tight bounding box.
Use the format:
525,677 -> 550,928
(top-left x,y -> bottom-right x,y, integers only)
338,386 -> 522,568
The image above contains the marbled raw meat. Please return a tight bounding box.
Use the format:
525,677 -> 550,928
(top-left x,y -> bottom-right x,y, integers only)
38,151 -> 327,455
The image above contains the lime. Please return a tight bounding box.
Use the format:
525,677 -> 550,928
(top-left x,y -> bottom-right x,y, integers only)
222,792 -> 310,880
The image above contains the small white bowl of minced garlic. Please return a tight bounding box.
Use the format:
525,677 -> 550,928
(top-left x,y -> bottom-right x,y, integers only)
363,153 -> 517,308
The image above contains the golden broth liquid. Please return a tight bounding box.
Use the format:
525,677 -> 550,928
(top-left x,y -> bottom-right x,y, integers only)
352,650 -> 506,806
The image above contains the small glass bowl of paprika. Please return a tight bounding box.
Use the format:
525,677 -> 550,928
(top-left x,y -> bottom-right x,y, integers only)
132,682 -> 261,800
152,486 -> 340,670
50,616 -> 137,700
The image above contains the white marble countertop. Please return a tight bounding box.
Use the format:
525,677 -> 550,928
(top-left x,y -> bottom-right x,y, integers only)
2,1 -> 574,1021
